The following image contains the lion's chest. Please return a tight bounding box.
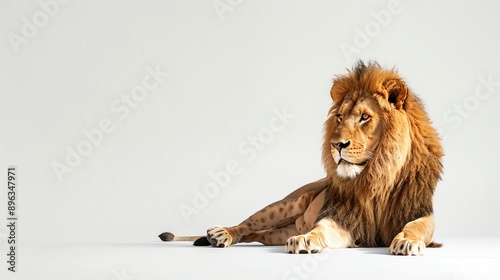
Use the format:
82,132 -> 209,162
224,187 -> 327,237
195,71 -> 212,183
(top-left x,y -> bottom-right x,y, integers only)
328,196 -> 409,247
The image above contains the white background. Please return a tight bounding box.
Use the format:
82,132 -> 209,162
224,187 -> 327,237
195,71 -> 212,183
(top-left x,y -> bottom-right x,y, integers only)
1,1 -> 500,278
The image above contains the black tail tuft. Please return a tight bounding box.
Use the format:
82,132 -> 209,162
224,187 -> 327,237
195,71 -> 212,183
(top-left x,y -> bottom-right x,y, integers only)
158,232 -> 175,241
193,237 -> 211,246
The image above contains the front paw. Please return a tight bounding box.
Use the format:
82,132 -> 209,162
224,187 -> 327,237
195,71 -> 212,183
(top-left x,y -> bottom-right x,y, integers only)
207,226 -> 233,248
389,237 -> 425,256
285,234 -> 324,254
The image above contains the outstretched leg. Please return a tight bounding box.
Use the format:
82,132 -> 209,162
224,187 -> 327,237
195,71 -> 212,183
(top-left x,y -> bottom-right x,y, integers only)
206,178 -> 328,247
389,214 -> 436,256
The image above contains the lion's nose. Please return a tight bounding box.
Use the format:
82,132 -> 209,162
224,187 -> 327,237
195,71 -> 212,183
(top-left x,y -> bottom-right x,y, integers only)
331,140 -> 351,152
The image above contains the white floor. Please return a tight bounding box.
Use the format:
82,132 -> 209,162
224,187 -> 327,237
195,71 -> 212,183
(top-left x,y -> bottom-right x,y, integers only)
2,238 -> 499,280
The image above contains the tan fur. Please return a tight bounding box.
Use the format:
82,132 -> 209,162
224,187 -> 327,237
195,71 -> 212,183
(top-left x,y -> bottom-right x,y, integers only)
162,62 -> 443,256
206,178 -> 328,247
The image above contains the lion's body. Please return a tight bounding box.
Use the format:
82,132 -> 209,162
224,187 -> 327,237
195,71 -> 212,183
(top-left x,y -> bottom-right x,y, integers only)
161,62 -> 443,255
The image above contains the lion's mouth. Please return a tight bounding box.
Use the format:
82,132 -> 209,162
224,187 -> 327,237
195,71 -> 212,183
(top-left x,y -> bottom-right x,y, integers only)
338,158 -> 368,166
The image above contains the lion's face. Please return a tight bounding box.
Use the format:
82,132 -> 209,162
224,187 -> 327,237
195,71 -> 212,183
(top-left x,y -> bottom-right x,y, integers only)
327,94 -> 382,178
323,62 -> 411,180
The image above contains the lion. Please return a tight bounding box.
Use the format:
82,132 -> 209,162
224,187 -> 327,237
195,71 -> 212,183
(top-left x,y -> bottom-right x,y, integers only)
160,61 -> 444,255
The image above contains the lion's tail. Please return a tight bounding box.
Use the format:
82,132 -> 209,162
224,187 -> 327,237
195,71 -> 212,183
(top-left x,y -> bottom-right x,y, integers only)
158,232 -> 211,246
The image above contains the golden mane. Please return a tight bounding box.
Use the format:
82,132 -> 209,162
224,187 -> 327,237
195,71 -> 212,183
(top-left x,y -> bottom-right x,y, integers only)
319,62 -> 444,247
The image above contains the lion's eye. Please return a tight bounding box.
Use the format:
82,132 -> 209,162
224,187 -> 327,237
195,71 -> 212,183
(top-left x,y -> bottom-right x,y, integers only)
360,113 -> 371,122
336,114 -> 342,123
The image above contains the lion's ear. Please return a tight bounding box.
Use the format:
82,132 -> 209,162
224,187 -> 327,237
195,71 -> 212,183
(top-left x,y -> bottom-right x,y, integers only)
379,79 -> 408,110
